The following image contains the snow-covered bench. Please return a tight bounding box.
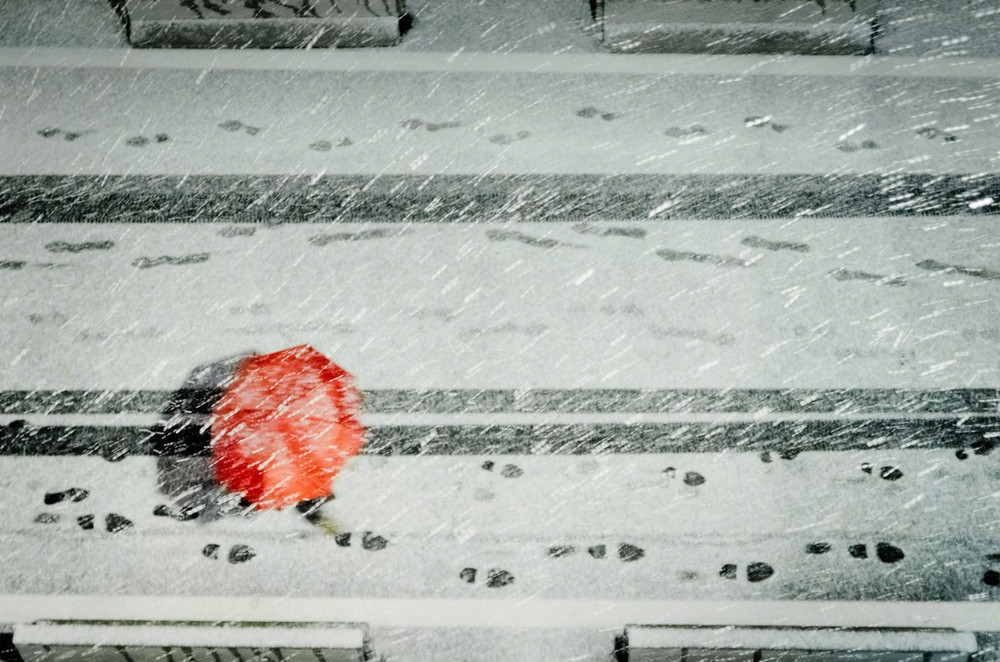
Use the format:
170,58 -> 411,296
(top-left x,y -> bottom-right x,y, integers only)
596,0 -> 877,54
114,0 -> 408,48
13,621 -> 370,662
620,626 -> 978,662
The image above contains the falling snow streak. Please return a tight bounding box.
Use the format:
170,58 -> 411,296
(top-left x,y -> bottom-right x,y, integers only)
1,175 -> 998,223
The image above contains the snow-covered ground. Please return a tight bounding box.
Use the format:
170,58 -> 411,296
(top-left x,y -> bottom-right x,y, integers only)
1,6 -> 999,660
0,56 -> 995,393
0,219 -> 998,391
2,449 -> 998,602
1,62 -> 999,176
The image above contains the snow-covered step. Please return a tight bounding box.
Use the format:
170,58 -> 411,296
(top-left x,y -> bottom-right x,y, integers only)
120,0 -> 407,49
1,522 -> 998,601
0,220 -> 997,393
598,0 -> 877,55
4,451 -> 997,539
2,451 -> 1000,601
2,56 -> 999,177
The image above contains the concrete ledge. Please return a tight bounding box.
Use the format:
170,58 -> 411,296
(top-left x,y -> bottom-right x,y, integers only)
6,47 -> 1000,79
14,621 -> 368,662
3,599 -> 1000,633
599,0 -> 876,55
122,0 -> 405,48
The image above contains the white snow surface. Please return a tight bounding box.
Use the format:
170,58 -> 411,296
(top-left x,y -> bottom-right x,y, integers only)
1,449 -> 998,602
1,4 -> 999,657
1,64 -> 998,176
1,219 -> 998,390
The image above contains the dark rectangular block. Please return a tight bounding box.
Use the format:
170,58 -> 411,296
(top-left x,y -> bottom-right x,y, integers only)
599,0 -> 877,55
623,627 -> 977,662
3,174 -> 1000,223
122,0 -> 406,48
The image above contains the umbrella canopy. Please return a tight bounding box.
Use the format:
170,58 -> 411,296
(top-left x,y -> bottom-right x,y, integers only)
210,345 -> 365,510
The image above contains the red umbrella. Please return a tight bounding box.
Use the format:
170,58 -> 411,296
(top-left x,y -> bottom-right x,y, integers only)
210,345 -> 365,510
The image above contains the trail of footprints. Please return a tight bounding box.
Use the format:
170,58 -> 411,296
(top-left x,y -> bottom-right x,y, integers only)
460,567 -> 515,588
457,460 -> 527,589
125,134 -> 170,148
218,119 -> 261,136
45,240 -> 115,253
803,541 -> 905,564
468,461 -> 703,589
956,440 -> 997,459
37,127 -> 90,141
27,445 -> 1000,592
720,562 -> 774,582
916,126 -> 960,143
308,138 -> 353,151
399,118 -> 460,132
34,487 -> 134,533
10,217 -> 990,364
1,233 -> 212,271
34,108 -> 972,162
860,462 -> 904,481
984,554 -> 1000,587
32,485 -> 391,566
545,543 -> 645,562
202,543 -> 256,564
483,457 -> 955,590
661,466 -> 707,486
481,460 -> 524,478
744,115 -> 790,132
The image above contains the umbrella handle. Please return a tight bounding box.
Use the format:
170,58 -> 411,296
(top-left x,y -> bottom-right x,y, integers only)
309,515 -> 340,536
296,495 -> 340,536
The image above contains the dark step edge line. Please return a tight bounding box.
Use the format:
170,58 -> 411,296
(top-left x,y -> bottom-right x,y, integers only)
1,388 -> 997,415
2,174 -> 999,222
1,420 -> 996,458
